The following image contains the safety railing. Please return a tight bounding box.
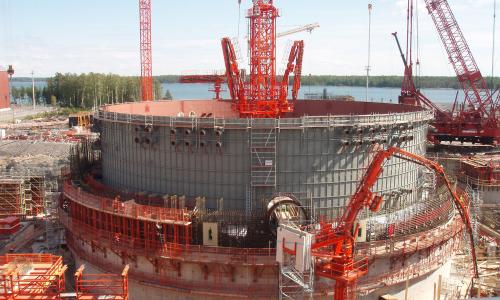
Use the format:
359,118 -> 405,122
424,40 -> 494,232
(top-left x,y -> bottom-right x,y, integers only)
75,264 -> 129,300
95,105 -> 433,130
357,216 -> 464,258
64,182 -> 191,225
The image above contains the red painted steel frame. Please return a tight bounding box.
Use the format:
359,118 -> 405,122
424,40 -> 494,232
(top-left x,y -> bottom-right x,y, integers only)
0,254 -> 67,300
311,147 -> 478,300
139,0 -> 153,102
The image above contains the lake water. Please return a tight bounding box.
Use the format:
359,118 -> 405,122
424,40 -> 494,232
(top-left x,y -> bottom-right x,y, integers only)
11,81 -> 463,105
160,83 -> 463,105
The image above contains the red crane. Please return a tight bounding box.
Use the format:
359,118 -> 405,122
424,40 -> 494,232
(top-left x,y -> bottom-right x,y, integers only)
222,0 -> 304,118
310,147 -> 478,299
395,0 -> 500,145
178,75 -> 227,100
139,0 -> 153,101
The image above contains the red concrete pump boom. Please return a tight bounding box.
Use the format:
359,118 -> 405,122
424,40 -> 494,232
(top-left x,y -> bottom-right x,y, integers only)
311,147 -> 478,300
280,40 -> 304,104
139,0 -> 153,101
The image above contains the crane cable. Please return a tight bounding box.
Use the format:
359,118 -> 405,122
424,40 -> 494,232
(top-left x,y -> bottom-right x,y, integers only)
492,0 -> 497,93
415,0 -> 421,90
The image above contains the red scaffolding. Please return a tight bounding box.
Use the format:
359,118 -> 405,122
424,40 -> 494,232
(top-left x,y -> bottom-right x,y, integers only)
0,254 -> 66,300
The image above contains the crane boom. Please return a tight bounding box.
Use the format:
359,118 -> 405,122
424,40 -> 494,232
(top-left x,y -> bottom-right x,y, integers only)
424,0 -> 494,118
139,0 -> 153,101
276,23 -> 320,38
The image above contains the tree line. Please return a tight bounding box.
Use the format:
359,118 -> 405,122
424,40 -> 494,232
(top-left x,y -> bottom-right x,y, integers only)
11,73 -> 163,108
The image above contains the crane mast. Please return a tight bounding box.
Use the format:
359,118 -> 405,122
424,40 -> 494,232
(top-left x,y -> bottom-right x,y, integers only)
139,0 -> 153,102
222,0 -> 304,118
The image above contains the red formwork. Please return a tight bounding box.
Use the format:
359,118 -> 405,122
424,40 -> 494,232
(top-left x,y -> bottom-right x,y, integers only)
62,181 -> 192,252
0,71 -> 9,110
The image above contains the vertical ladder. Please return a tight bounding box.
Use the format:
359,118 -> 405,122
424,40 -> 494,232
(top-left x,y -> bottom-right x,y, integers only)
250,127 -> 277,188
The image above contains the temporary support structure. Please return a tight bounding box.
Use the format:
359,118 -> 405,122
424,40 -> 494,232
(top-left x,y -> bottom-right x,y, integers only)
75,264 -> 129,300
0,254 -> 67,299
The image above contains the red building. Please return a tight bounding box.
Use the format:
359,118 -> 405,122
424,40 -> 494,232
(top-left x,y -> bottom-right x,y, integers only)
0,71 -> 10,110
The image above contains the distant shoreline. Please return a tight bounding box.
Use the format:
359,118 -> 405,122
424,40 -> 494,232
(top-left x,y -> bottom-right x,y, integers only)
10,74 -> 500,90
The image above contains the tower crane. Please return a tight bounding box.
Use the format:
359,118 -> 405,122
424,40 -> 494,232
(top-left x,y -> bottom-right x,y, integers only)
139,0 -> 153,102
394,0 -> 500,145
222,0 -> 305,118
279,147 -> 479,299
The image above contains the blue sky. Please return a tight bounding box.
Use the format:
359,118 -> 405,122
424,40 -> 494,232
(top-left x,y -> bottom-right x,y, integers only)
0,0 -> 498,78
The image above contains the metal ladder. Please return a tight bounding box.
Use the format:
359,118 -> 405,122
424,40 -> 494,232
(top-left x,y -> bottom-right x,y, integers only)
250,127 -> 277,188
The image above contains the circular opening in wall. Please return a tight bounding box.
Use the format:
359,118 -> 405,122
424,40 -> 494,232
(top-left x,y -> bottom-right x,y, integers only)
199,129 -> 207,136
266,196 -> 308,237
144,125 -> 153,133
200,141 -> 206,147
170,128 -> 177,135
215,129 -> 223,137
170,140 -> 177,146
144,138 -> 151,145
185,129 -> 192,135
134,137 -> 140,143
215,142 -> 222,148
185,141 -> 191,147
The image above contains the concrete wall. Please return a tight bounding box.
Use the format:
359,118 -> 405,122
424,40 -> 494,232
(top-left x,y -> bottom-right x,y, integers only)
98,104 -> 430,221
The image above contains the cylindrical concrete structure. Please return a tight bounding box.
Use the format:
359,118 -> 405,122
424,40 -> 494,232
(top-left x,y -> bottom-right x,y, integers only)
96,100 -> 431,224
